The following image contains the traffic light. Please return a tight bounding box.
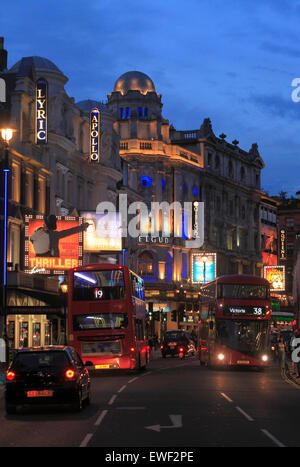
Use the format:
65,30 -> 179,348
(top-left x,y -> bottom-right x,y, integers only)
161,312 -> 167,323
171,310 -> 177,322
148,302 -> 153,320
178,304 -> 185,322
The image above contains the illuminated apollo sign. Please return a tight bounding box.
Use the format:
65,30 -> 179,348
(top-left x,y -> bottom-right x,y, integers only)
90,107 -> 100,162
35,78 -> 48,144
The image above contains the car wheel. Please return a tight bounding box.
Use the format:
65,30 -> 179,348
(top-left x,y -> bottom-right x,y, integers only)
5,403 -> 17,415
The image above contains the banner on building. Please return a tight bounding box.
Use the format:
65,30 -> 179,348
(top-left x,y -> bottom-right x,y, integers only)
191,253 -> 217,284
25,215 -> 85,274
35,78 -> 48,144
90,107 -> 100,163
81,211 -> 122,252
264,265 -> 285,292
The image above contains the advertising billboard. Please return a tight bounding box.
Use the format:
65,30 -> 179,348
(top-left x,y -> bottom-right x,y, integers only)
25,215 -> 86,274
191,253 -> 217,284
264,265 -> 285,292
81,211 -> 122,252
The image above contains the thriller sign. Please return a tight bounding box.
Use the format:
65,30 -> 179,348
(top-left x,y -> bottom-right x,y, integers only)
90,107 -> 100,162
35,78 -> 48,144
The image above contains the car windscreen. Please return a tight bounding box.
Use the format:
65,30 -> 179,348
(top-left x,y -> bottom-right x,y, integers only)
73,269 -> 125,301
73,313 -> 128,331
12,351 -> 70,371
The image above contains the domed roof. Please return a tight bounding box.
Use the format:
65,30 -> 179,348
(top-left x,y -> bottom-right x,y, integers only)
9,56 -> 64,76
113,71 -> 156,95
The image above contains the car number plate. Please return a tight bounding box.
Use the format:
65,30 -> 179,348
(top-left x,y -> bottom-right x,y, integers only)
27,390 -> 53,397
95,364 -> 110,369
168,343 -> 177,346
237,360 -> 250,365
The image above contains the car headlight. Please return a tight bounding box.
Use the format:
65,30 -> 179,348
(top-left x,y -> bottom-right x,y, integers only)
261,354 -> 268,362
217,353 -> 225,361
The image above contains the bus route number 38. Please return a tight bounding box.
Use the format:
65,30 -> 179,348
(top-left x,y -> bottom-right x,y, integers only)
253,307 -> 263,315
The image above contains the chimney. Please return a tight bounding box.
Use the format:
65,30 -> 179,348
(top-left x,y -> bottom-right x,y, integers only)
0,37 -> 8,72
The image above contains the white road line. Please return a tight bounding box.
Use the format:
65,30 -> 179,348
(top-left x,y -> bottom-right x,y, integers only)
118,385 -> 127,393
94,409 -> 108,426
108,394 -> 117,405
116,406 -> 147,410
261,429 -> 286,447
235,406 -> 254,422
220,392 -> 233,403
80,433 -> 93,448
128,377 -> 139,384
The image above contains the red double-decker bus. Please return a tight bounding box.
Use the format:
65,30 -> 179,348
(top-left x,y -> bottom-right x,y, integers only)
67,264 -> 149,371
198,274 -> 272,368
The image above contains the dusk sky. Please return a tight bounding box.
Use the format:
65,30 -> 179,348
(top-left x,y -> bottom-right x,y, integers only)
1,0 -> 300,196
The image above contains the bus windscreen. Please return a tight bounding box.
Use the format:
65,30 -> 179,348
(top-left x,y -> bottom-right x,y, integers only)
73,313 -> 128,330
217,284 -> 269,300
73,269 -> 125,301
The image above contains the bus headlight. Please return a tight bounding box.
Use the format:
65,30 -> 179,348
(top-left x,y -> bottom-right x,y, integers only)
217,353 -> 225,361
261,354 -> 268,362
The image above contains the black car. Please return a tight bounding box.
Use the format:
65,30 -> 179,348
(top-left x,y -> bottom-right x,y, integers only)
5,346 -> 91,414
161,330 -> 196,358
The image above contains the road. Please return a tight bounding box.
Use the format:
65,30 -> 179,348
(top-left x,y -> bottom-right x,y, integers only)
0,354 -> 299,448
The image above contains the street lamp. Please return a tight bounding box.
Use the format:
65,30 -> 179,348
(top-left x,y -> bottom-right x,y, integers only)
202,255 -> 208,285
1,127 -> 14,364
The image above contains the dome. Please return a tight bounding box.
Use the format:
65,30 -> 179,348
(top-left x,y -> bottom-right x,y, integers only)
113,71 -> 156,95
9,56 -> 64,76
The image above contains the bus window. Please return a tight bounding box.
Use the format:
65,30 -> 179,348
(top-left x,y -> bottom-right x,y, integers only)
73,269 -> 125,301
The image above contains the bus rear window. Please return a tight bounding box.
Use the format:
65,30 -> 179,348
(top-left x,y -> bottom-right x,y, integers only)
73,313 -> 128,330
217,284 -> 269,300
73,269 -> 125,301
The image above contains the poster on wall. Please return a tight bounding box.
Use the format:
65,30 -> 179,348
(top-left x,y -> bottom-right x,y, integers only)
25,215 -> 88,274
191,253 -> 217,284
81,211 -> 122,252
264,265 -> 285,292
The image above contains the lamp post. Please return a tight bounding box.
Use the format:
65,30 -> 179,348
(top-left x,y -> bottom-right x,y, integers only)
1,127 -> 14,365
60,279 -> 68,345
202,255 -> 208,285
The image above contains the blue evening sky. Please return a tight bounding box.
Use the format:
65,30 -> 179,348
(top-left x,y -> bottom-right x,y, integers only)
1,0 -> 300,196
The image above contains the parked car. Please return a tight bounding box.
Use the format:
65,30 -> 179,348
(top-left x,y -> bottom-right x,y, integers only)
5,346 -> 91,414
161,330 -> 196,358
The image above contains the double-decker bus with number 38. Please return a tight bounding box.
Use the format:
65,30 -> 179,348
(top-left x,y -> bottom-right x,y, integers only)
198,274 -> 272,368
67,264 -> 149,371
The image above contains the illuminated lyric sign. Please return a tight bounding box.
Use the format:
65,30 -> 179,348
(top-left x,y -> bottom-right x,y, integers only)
264,265 -> 285,292
25,215 -> 85,274
191,253 -> 217,284
279,229 -> 287,260
35,78 -> 48,144
90,107 -> 100,162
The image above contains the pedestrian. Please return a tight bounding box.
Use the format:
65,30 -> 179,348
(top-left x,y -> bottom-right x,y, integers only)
278,336 -> 286,372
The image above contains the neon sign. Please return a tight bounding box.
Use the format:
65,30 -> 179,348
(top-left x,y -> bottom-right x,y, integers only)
90,107 -> 100,162
35,78 -> 48,144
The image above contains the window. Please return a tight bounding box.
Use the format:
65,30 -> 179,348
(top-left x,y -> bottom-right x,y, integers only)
138,107 -> 143,119
73,269 -> 125,301
125,107 -> 130,119
144,108 -> 148,119
120,107 -> 124,119
286,218 -> 294,229
140,176 -> 152,187
138,251 -> 155,277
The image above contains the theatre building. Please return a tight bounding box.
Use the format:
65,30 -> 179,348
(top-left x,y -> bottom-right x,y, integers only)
0,39 -> 122,352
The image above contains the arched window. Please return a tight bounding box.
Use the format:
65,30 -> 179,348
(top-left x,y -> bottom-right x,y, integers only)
138,251 -> 156,278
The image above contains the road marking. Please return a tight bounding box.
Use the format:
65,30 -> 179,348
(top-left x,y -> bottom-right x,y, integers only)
80,433 -> 93,448
108,394 -> 117,405
94,409 -> 108,426
235,406 -> 254,422
118,385 -> 127,393
220,392 -> 233,403
116,406 -> 146,410
261,429 -> 286,447
128,377 -> 139,384
145,414 -> 182,432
